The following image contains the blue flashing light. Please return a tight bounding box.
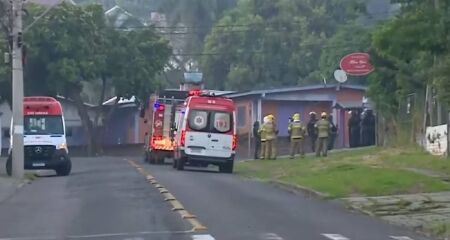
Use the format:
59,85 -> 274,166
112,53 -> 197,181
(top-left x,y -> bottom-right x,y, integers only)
154,102 -> 160,109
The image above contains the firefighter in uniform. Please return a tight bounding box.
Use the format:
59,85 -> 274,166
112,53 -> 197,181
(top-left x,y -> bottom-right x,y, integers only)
258,116 -> 269,159
315,112 -> 331,157
288,113 -> 306,158
263,114 -> 278,160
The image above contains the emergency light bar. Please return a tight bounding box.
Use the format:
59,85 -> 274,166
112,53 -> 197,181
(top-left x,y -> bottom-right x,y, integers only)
188,90 -> 220,97
154,102 -> 165,111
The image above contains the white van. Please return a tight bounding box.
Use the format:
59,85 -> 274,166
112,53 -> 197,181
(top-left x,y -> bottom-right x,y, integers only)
6,97 -> 71,176
173,91 -> 237,173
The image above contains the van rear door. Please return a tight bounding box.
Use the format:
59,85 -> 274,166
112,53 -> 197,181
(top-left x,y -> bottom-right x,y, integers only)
184,110 -> 210,156
207,111 -> 233,158
185,110 -> 233,158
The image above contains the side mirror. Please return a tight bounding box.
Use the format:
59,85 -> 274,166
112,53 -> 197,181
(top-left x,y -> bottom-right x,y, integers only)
66,127 -> 73,137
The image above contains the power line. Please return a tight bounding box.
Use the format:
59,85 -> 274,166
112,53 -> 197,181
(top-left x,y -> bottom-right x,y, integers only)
114,10 -> 397,31
170,42 -> 366,56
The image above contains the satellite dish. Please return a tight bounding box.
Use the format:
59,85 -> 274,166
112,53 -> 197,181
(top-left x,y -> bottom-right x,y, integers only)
334,69 -> 348,83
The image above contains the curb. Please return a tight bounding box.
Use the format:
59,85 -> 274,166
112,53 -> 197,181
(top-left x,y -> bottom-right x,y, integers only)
239,146 -> 376,162
269,180 -> 330,199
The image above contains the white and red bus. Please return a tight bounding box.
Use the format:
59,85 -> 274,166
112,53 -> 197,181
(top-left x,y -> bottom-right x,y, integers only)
173,90 -> 237,173
6,97 -> 71,176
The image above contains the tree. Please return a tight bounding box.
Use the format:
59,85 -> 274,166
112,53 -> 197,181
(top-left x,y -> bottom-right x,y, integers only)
23,3 -> 171,154
318,22 -> 372,84
201,0 -> 365,91
368,0 -> 450,114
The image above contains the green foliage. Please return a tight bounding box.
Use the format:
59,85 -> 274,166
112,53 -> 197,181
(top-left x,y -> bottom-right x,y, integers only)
201,0 -> 365,91
319,22 -> 372,83
24,3 -> 170,100
158,0 -> 237,52
368,0 -> 450,113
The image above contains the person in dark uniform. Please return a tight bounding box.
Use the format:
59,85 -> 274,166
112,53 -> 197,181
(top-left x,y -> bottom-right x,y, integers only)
253,121 -> 261,159
328,115 -> 338,150
360,109 -> 369,146
366,110 -> 376,146
348,111 -> 360,148
307,112 -> 318,152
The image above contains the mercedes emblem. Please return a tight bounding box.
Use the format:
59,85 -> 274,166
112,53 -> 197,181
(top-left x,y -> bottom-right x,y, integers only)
34,146 -> 43,154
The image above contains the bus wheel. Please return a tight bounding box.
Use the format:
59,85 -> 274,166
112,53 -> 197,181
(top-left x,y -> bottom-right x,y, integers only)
219,161 -> 234,174
6,155 -> 12,176
144,152 -> 149,163
172,158 -> 177,168
56,159 -> 72,176
176,158 -> 185,171
148,152 -> 156,164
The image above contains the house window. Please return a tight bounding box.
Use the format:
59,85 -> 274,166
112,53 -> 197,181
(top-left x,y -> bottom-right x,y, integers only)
237,106 -> 246,127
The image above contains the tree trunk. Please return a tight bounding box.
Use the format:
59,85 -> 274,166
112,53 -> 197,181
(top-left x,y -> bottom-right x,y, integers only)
70,89 -> 96,156
98,96 -> 120,149
93,76 -> 107,155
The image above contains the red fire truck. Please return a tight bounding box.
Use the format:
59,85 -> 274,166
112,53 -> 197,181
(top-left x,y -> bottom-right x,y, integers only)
143,90 -> 188,164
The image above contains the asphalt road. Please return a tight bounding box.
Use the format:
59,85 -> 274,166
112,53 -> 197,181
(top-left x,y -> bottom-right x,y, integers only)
0,157 -> 193,240
0,156 -> 436,240
141,160 -> 435,240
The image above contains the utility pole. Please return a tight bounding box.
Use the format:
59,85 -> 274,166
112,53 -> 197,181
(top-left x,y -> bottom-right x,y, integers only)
11,0 -> 24,178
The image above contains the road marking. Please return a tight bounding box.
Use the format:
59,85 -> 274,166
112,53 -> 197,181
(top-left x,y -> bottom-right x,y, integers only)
0,230 -> 192,240
192,234 -> 216,240
126,160 -> 208,232
390,237 -> 414,240
321,234 -> 350,240
262,233 -> 284,240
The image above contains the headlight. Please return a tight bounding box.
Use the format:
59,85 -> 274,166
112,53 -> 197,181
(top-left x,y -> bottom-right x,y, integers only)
57,143 -> 67,150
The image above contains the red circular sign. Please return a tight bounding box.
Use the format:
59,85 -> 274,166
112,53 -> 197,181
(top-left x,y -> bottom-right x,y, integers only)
340,52 -> 374,76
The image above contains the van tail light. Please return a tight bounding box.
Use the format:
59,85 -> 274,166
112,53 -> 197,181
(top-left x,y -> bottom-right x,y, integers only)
180,130 -> 186,147
232,134 -> 237,151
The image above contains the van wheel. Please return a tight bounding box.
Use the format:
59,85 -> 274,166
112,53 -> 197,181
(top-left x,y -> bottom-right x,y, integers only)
172,158 -> 177,169
148,152 -> 155,164
56,159 -> 72,176
6,155 -> 12,176
144,152 -> 149,163
176,158 -> 185,171
219,161 -> 234,174
158,153 -> 166,165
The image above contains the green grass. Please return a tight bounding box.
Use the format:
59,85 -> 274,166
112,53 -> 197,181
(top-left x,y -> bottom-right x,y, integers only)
236,147 -> 450,198
424,222 -> 450,238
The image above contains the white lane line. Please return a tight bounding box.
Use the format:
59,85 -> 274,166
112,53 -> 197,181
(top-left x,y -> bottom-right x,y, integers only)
0,230 -> 192,240
390,237 -> 414,240
192,235 -> 216,240
321,234 -> 350,240
262,233 -> 284,240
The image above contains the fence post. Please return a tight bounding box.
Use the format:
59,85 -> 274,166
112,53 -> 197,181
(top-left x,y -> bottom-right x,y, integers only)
447,112 -> 450,158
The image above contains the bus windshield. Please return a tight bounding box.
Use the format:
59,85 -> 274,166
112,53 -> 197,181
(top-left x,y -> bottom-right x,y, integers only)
24,116 -> 64,135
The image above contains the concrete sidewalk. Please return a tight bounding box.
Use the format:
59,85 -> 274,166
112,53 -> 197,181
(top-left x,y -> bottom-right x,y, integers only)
343,192 -> 450,230
0,157 -> 27,204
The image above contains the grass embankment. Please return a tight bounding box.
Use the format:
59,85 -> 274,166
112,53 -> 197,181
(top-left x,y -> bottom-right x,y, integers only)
236,147 -> 450,198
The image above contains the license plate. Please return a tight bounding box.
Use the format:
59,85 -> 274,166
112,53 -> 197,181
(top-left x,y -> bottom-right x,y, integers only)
32,163 -> 45,167
190,148 -> 202,153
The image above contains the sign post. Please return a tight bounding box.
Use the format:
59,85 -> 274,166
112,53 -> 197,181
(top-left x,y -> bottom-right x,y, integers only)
448,112 -> 450,158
